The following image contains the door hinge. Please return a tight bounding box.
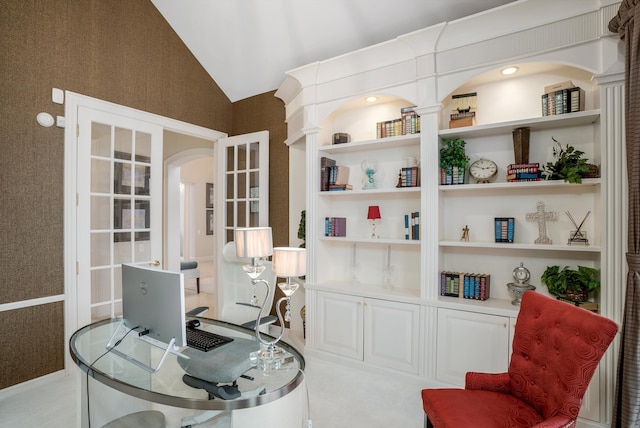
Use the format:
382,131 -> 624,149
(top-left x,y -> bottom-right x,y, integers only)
76,261 -> 79,275
76,123 -> 80,138
76,193 -> 79,206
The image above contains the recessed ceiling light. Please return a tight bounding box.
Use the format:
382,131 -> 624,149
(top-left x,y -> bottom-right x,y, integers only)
366,96 -> 378,103
501,66 -> 519,75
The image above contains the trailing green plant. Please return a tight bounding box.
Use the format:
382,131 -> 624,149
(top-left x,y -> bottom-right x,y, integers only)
542,137 -> 590,183
540,265 -> 600,297
297,210 -> 306,279
439,138 -> 470,173
297,210 -> 306,248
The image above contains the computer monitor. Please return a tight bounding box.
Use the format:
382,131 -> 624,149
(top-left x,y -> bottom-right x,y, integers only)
121,263 -> 187,348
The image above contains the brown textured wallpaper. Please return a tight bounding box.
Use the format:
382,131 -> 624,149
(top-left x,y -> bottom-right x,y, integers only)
232,92 -> 290,247
0,0 -> 288,388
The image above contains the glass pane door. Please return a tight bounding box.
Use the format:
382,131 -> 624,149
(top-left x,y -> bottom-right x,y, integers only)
77,107 -> 163,325
217,131 -> 270,243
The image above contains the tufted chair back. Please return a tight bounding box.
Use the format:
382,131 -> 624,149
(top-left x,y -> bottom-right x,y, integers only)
508,291 -> 618,421
422,291 -> 618,428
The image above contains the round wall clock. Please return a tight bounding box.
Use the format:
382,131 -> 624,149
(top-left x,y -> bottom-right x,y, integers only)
469,158 -> 498,183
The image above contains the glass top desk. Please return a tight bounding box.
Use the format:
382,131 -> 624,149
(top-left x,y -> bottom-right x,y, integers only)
69,316 -> 305,412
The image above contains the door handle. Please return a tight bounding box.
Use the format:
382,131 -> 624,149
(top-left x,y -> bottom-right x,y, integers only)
150,260 -> 161,267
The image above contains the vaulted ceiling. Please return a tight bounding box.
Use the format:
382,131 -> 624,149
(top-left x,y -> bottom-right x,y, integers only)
151,0 -> 517,102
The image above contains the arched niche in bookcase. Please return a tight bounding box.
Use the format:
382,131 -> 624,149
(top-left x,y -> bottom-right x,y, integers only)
435,61 -> 602,304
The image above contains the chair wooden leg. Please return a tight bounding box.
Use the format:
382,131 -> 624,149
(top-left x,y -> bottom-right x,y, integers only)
196,277 -> 200,294
424,415 -> 434,428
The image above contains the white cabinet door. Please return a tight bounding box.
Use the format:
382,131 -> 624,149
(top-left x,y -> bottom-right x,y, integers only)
436,308 -> 510,386
316,292 -> 364,360
364,299 -> 420,374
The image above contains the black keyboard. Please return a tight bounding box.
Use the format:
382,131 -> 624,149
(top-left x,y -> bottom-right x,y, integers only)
186,328 -> 234,352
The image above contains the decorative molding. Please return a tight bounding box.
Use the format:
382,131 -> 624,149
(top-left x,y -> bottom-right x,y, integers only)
0,294 -> 64,313
436,11 -> 603,75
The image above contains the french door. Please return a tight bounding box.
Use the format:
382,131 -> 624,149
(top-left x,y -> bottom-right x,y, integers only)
76,106 -> 163,326
215,131 -> 269,313
216,131 -> 270,242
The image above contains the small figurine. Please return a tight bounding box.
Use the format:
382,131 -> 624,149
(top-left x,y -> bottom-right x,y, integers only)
460,225 -> 470,242
526,201 -> 558,244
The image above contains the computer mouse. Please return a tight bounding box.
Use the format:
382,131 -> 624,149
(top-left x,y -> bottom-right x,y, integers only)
187,319 -> 201,329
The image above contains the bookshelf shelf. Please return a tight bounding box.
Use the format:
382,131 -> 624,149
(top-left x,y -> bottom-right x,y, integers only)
438,109 -> 600,139
307,280 -> 423,303
438,178 -> 600,193
319,133 -> 420,154
439,240 -> 600,253
322,236 -> 420,245
320,187 -> 420,197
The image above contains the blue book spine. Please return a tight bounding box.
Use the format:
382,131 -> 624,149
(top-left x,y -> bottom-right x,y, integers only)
507,217 -> 514,243
464,275 -> 470,299
405,214 -> 410,240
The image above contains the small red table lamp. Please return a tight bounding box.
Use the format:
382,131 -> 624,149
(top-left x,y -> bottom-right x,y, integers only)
367,205 -> 381,239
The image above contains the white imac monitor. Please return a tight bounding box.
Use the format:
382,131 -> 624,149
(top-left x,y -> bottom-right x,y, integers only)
121,263 -> 187,348
110,264 -> 187,372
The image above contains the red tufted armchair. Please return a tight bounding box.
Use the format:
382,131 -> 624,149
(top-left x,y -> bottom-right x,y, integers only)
421,291 -> 618,428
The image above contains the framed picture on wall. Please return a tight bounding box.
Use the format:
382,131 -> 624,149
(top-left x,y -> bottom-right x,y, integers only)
206,183 -> 214,208
206,209 -> 214,235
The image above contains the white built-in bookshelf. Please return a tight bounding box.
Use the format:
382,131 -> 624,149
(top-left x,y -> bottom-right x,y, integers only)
276,2 -> 625,426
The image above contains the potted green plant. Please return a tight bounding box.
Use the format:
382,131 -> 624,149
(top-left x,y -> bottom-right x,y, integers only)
540,265 -> 600,302
439,138 -> 470,185
542,137 -> 590,183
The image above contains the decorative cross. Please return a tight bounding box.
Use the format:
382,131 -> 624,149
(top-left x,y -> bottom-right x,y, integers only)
526,201 -> 558,244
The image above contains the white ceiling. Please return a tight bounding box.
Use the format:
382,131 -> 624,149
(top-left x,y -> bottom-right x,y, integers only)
151,0 -> 517,102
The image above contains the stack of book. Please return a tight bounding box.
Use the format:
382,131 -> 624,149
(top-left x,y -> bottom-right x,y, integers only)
324,217 -> 346,237
404,212 -> 420,240
397,166 -> 420,187
507,163 -> 541,182
320,156 -> 336,191
440,271 -> 491,301
541,81 -> 585,116
320,157 -> 351,191
376,106 -> 420,138
494,217 -> 515,243
440,166 -> 465,185
449,92 -> 477,128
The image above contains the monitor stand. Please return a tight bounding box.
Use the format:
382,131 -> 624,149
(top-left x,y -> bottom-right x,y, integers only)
105,320 -> 188,373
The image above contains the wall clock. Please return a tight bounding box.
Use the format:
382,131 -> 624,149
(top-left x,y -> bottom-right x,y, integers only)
469,158 -> 498,183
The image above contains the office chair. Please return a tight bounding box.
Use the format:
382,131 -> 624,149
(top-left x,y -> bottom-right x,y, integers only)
218,241 -> 277,332
421,291 -> 618,428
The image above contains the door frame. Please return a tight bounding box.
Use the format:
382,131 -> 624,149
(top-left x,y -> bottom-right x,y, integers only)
64,92 -> 225,371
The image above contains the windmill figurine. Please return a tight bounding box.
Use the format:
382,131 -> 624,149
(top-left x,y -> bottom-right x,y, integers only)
566,211 -> 590,246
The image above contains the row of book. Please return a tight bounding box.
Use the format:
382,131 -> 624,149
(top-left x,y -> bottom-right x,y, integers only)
494,217 -> 514,243
507,162 -> 541,182
440,166 -> 465,185
404,212 -> 420,240
440,271 -> 491,301
541,81 -> 585,116
325,217 -> 346,237
320,157 -> 352,191
376,106 -> 420,139
397,166 -> 420,187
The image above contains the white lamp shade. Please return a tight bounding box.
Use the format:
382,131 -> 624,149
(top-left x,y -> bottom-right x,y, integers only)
273,247 -> 306,277
234,227 -> 273,258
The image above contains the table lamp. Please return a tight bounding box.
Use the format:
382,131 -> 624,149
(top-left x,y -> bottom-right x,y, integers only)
367,205 -> 381,238
235,227 -> 306,371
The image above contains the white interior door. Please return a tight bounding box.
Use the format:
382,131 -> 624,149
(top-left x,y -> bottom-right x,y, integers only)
215,131 -> 269,313
76,106 -> 163,326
